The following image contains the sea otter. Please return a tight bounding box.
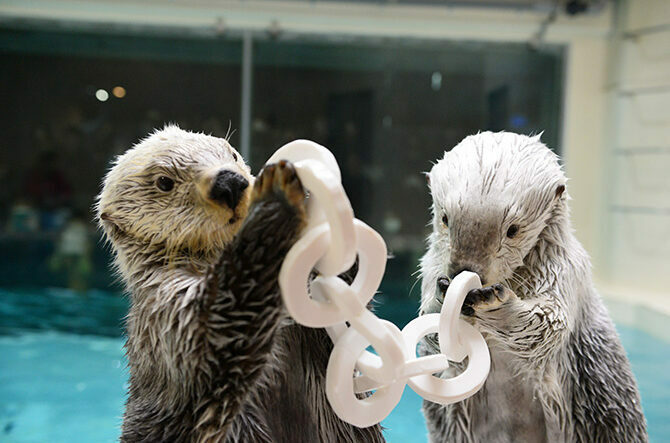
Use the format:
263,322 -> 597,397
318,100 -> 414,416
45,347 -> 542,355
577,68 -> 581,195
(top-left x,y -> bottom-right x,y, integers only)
97,126 -> 384,442
418,132 -> 647,443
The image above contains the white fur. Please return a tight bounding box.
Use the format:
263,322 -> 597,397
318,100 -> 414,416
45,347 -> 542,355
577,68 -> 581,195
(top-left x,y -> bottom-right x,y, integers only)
419,132 -> 646,443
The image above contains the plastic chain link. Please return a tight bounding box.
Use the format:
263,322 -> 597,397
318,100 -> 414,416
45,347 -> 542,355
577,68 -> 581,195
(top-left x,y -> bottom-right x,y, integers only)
265,140 -> 491,428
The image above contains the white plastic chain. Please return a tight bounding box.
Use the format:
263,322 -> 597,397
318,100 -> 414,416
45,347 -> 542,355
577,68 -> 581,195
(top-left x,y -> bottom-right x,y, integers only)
265,140 -> 491,428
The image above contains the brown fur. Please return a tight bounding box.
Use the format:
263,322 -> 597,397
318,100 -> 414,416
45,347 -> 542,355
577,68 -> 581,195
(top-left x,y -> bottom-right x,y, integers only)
97,127 -> 384,442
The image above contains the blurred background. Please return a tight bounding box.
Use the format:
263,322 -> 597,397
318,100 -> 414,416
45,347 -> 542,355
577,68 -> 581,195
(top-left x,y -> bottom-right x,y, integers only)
0,0 -> 668,441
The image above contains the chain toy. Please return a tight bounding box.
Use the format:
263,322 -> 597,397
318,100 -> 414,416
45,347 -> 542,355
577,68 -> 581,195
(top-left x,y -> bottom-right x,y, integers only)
265,140 -> 491,428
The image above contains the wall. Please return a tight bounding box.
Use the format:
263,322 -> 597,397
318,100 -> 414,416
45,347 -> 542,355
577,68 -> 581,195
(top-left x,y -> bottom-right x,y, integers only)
597,0 -> 670,312
561,37 -> 609,269
0,0 -> 611,42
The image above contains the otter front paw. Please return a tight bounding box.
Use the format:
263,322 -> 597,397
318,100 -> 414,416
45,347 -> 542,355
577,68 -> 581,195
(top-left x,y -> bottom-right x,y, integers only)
436,276 -> 450,303
461,284 -> 508,316
420,276 -> 450,316
251,160 -> 306,214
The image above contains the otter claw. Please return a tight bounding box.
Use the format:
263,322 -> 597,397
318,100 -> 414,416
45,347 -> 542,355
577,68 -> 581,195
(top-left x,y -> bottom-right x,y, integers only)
437,276 -> 450,293
461,283 -> 505,316
251,160 -> 306,209
436,276 -> 450,303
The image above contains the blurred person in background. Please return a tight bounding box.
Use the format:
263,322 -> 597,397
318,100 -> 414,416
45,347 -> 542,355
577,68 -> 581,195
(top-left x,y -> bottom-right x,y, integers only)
25,149 -> 72,232
49,208 -> 93,292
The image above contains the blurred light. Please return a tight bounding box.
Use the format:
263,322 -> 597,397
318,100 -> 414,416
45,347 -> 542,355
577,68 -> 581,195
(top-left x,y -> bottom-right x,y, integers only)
510,114 -> 528,128
383,214 -> 402,234
431,72 -> 442,91
112,86 -> 126,98
383,115 -> 392,128
95,89 -> 109,102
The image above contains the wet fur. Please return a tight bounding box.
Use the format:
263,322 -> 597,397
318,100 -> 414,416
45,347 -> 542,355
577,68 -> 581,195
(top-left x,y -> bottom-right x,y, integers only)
97,126 -> 384,442
419,132 -> 647,443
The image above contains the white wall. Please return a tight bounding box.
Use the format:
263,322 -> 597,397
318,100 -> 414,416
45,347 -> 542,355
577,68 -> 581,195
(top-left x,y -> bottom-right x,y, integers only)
561,37 -> 609,269
596,0 -> 670,313
0,0 -> 610,42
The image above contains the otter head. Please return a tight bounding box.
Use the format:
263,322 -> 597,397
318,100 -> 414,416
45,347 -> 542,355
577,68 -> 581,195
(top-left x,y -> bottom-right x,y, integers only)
96,125 -> 253,267
423,132 -> 567,301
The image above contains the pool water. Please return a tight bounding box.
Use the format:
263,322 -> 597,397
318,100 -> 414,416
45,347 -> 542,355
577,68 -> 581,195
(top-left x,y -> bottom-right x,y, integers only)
1,291 -> 669,442
0,332 -> 125,442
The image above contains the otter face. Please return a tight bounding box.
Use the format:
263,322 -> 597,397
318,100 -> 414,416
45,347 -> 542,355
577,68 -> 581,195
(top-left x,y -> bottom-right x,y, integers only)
97,125 -> 253,258
426,132 -> 566,289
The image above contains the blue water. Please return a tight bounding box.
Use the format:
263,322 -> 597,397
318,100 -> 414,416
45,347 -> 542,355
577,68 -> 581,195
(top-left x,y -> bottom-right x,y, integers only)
384,320 -> 670,442
1,292 -> 669,442
0,332 -> 126,442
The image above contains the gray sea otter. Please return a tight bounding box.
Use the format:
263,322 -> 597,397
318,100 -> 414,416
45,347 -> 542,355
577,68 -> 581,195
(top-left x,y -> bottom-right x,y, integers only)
97,126 -> 384,442
419,132 -> 647,443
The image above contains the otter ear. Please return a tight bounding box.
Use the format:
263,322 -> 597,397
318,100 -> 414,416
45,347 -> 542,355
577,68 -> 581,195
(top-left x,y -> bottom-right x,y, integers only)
424,172 -> 431,187
555,184 -> 566,199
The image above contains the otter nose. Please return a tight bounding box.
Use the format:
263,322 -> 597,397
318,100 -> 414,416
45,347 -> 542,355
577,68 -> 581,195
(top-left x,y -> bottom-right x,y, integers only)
209,170 -> 249,209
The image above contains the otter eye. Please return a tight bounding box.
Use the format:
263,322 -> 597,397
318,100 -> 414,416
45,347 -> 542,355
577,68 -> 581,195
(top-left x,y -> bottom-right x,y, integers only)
507,224 -> 519,238
156,176 -> 175,192
232,152 -> 238,162
441,214 -> 448,227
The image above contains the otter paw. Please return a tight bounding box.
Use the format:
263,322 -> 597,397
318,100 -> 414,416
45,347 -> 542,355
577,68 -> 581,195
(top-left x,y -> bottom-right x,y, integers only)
461,283 -> 507,316
436,276 -> 450,303
251,160 -> 306,210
